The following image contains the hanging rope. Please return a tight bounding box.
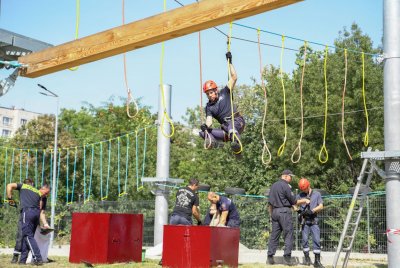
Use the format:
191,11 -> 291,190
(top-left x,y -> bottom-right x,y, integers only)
34,149 -> 38,186
291,41 -> 308,164
135,131 -> 140,191
3,148 -> 8,202
25,149 -> 30,180
103,139 -> 111,200
19,149 -> 22,183
227,22 -> 243,154
341,49 -> 353,160
361,52 -> 369,147
277,35 -> 288,157
100,142 -> 104,200
257,29 -> 271,165
41,149 -> 46,186
55,149 -> 61,204
65,149 -> 70,203
83,145 -> 87,203
139,128 -> 147,191
159,0 -> 175,138
318,46 -> 329,164
69,147 -> 78,204
117,137 -> 121,197
49,150 -> 53,188
88,144 -> 94,202
122,0 -> 139,118
122,134 -> 129,196
10,149 -> 15,183
69,0 -> 80,71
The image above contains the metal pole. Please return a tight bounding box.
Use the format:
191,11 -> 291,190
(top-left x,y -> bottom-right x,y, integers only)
384,0 -> 400,266
49,96 -> 59,248
154,84 -> 172,246
366,195 -> 370,254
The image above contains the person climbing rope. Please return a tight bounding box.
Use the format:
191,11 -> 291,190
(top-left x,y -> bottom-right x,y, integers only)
199,51 -> 245,156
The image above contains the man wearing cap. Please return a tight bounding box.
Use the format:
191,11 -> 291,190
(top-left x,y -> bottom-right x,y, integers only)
267,169 -> 310,266
297,178 -> 324,268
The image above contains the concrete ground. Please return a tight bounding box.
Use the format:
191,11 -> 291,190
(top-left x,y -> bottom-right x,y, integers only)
0,245 -> 387,267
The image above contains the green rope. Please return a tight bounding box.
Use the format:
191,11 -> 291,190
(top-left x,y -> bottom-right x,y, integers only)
140,129 -> 147,189
41,150 -> 46,186
25,150 -> 30,180
3,148 -> 8,201
35,150 -> 38,187
83,145 -> 86,202
123,134 -> 129,195
70,148 -> 78,204
66,149 -> 70,203
49,150 -> 53,188
10,149 -> 15,183
117,137 -> 121,196
105,140 -> 111,200
55,149 -> 61,204
19,149 -> 22,183
88,144 -> 94,201
135,132 -> 139,191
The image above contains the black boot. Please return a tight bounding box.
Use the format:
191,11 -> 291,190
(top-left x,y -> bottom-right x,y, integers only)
283,255 -> 293,266
314,253 -> 325,268
11,254 -> 19,263
304,252 -> 311,265
267,255 -> 275,265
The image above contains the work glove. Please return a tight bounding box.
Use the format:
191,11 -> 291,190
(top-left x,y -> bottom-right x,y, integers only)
226,51 -> 232,64
200,124 -> 211,132
197,220 -> 202,226
7,198 -> 17,208
303,209 -> 314,217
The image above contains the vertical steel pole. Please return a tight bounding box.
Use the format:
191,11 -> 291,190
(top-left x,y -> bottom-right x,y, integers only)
154,84 -> 172,246
49,96 -> 59,248
384,0 -> 400,266
366,196 -> 370,253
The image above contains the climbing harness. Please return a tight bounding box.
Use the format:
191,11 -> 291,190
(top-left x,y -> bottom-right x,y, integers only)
257,29 -> 271,165
318,46 -> 329,164
291,41 -> 308,164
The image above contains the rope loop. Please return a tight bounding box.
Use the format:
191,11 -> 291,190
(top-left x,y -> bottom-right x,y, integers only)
318,45 -> 329,164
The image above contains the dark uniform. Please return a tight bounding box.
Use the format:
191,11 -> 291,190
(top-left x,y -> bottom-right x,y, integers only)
170,186 -> 199,225
199,86 -> 245,143
216,196 -> 240,227
267,179 -> 297,257
16,183 -> 46,264
297,190 -> 323,255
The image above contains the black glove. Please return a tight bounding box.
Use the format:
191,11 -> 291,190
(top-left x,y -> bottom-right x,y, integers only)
197,220 -> 202,226
201,124 -> 212,132
303,209 -> 314,217
226,52 -> 232,63
7,198 -> 17,208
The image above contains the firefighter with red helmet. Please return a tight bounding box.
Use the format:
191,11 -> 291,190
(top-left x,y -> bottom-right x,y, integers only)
297,178 -> 325,268
199,52 -> 245,156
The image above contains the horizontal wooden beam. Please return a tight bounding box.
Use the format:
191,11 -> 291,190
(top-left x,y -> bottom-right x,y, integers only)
19,0 -> 302,78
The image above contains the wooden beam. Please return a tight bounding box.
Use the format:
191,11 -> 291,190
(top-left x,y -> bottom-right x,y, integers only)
19,0 -> 302,78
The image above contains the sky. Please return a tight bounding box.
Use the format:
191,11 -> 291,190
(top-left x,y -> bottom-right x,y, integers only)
0,0 -> 383,124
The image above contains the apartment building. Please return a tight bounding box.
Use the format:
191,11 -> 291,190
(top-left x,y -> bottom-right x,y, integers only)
0,106 -> 41,137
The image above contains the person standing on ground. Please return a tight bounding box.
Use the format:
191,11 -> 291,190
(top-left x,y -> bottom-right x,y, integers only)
297,178 -> 325,268
267,169 -> 310,266
207,192 -> 240,227
6,182 -> 51,266
169,178 -> 201,225
199,51 -> 245,157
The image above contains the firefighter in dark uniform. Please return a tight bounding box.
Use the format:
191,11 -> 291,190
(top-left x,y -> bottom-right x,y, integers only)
267,170 -> 310,266
6,182 -> 50,265
297,178 -> 325,268
199,51 -> 245,157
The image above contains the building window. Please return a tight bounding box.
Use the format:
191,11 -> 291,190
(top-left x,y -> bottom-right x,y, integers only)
3,117 -> 12,126
21,119 -> 27,125
2,129 -> 11,137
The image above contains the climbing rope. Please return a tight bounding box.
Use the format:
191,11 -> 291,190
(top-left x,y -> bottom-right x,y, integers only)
139,128 -> 147,190
99,142 -> 104,200
65,149 -> 70,203
122,134 -> 130,196
122,0 -> 139,118
159,0 -> 175,138
341,49 -> 352,160
69,147 -> 78,205
135,132 -> 140,191
318,46 -> 329,164
227,22 -> 243,154
277,35 -> 288,157
83,145 -> 87,203
103,139 -> 112,200
291,41 -> 308,164
88,144 -> 94,201
257,29 -> 271,165
69,0 -> 80,71
117,137 -> 122,197
361,52 -> 369,147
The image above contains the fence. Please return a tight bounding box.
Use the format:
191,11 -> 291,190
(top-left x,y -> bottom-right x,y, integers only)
0,193 -> 388,253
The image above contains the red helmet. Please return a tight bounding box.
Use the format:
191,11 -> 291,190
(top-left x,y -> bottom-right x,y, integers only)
298,178 -> 310,191
203,80 -> 218,93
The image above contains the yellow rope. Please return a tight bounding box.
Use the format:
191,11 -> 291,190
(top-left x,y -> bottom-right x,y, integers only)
69,0 -> 80,71
318,46 -> 329,164
361,52 -> 369,147
277,35 -> 287,157
341,49 -> 352,160
159,0 -> 175,138
257,29 -> 271,165
227,22 -> 243,154
291,41 -> 308,164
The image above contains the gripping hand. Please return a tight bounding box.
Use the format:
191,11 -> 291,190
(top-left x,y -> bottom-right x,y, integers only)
226,52 -> 232,64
